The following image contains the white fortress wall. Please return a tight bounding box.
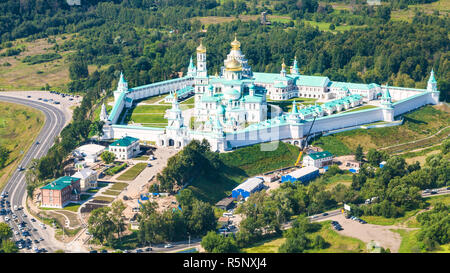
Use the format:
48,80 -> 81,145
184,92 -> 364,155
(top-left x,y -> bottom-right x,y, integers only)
305,108 -> 384,135
109,93 -> 125,124
381,86 -> 425,101
393,92 -> 434,117
110,125 -> 164,142
126,77 -> 194,101
225,123 -> 293,148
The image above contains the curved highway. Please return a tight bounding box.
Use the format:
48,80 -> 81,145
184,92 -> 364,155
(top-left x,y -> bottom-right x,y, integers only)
0,95 -> 67,252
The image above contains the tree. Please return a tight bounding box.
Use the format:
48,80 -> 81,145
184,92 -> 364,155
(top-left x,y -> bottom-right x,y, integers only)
355,144 -> 364,162
0,146 -> 11,169
201,231 -> 239,253
100,151 -> 115,164
184,200 -> 217,236
110,200 -> 126,241
69,59 -> 89,80
88,206 -> 115,245
442,139 -> 450,154
313,235 -> 327,249
0,222 -> 12,241
0,222 -> 17,253
367,148 -> 388,166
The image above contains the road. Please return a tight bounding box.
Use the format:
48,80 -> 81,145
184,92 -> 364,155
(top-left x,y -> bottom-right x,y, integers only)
0,95 -> 68,253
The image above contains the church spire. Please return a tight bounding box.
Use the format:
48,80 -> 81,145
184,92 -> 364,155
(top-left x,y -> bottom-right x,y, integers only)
187,55 -> 196,77
291,56 -> 299,75
381,84 -> 392,106
117,71 -> 128,93
427,68 -> 438,92
100,103 -> 108,122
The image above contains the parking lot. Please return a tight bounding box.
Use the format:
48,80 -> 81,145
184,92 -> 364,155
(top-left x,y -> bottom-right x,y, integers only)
317,213 -> 416,253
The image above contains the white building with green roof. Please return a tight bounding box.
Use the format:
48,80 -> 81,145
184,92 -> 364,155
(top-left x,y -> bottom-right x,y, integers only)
109,136 -> 141,160
303,151 -> 333,168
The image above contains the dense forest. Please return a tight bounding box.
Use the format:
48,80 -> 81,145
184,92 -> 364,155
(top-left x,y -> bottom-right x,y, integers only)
1,1 -> 448,102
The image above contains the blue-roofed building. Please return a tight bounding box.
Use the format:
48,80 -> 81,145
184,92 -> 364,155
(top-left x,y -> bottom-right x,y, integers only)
231,177 -> 265,199
281,166 -> 320,184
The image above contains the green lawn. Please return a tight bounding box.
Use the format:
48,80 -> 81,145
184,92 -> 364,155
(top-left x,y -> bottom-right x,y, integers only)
134,155 -> 149,161
424,194 -> 450,206
311,135 -> 353,156
132,105 -> 171,114
128,114 -> 168,124
102,190 -> 122,196
93,196 -> 115,203
360,208 -> 422,226
116,163 -> 147,181
0,101 -> 45,191
109,182 -> 129,191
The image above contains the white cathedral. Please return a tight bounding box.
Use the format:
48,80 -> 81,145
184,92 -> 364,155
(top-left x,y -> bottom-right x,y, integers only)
100,36 -> 440,152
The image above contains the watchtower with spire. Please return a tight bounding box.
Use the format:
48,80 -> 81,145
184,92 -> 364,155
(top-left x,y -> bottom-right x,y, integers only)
381,85 -> 394,122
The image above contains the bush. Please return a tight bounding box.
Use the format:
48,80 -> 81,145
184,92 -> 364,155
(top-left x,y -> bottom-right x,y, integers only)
22,53 -> 62,65
105,163 -> 127,176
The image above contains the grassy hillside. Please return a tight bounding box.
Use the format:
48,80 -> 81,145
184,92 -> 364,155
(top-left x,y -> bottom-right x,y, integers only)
187,141 -> 299,203
0,35 -> 76,91
311,104 -> 450,156
0,101 -> 45,190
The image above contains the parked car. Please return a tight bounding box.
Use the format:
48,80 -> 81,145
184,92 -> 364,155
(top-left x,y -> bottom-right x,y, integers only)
322,212 -> 328,216
136,249 -> 143,253
145,247 -> 152,252
164,244 -> 173,248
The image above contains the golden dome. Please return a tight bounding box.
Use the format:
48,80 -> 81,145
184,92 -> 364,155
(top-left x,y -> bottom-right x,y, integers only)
230,34 -> 241,50
196,40 -> 206,53
225,58 -> 242,71
281,59 -> 286,70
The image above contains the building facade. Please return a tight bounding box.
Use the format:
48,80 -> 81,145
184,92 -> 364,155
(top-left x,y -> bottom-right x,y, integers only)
72,168 -> 98,191
109,136 -> 141,160
303,151 -> 333,168
40,176 -> 81,208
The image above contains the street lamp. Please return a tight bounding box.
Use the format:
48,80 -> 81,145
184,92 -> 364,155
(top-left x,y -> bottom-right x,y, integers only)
188,232 -> 190,248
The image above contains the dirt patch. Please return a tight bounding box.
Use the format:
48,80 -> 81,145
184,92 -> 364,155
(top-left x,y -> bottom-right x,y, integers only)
318,214 -> 418,253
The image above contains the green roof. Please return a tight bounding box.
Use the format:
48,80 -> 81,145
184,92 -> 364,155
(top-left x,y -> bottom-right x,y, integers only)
41,176 -> 80,191
108,91 -> 125,122
111,136 -> 139,147
307,151 -> 333,160
329,81 -> 378,91
296,75 -> 329,87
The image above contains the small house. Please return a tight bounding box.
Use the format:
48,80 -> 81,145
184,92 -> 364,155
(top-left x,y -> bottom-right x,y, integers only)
303,151 -> 333,168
